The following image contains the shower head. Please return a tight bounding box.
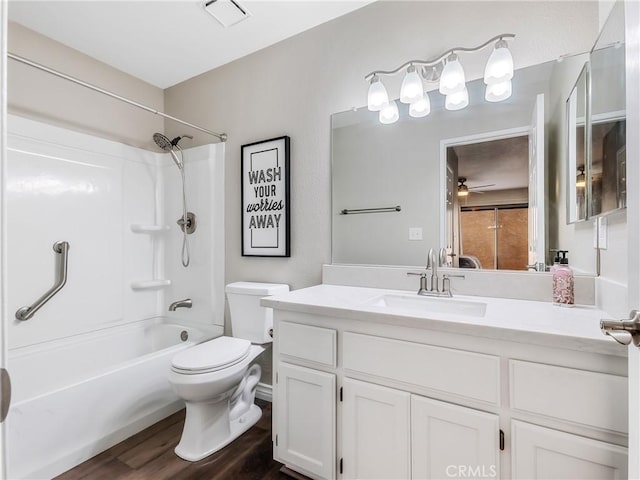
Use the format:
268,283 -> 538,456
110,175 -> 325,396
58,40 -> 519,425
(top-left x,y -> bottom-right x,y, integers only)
153,132 -> 183,170
153,132 -> 173,152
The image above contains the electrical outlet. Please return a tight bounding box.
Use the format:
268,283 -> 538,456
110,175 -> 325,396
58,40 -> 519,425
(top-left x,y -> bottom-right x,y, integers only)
409,227 -> 423,241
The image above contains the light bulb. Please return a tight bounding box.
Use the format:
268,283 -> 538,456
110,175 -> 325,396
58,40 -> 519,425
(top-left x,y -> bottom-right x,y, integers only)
485,80 -> 512,102
439,54 -> 466,95
400,66 -> 424,104
409,92 -> 431,118
484,40 -> 514,85
367,76 -> 389,111
445,87 -> 469,111
379,100 -> 399,124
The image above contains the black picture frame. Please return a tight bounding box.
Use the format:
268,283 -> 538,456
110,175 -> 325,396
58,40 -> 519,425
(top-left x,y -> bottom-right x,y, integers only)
241,136 -> 290,257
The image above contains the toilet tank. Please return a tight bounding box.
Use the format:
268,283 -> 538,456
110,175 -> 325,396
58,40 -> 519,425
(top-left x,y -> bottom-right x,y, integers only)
225,282 -> 289,344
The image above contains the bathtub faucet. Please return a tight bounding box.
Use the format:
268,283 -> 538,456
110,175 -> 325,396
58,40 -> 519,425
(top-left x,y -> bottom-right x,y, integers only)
169,298 -> 193,311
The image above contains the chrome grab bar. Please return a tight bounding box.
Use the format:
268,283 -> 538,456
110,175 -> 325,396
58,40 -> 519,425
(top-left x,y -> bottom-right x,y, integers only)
341,205 -> 401,215
15,241 -> 70,321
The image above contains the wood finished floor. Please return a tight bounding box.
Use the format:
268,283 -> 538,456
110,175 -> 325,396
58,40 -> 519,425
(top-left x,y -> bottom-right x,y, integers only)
55,399 -> 291,480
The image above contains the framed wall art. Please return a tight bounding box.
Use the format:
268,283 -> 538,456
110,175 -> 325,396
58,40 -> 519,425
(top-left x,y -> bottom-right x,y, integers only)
241,136 -> 290,257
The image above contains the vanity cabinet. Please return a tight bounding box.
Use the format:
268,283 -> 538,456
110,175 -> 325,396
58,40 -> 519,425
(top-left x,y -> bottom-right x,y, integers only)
342,378 -> 411,479
511,421 -> 627,479
274,362 -> 336,479
270,308 -> 628,480
411,395 -> 500,479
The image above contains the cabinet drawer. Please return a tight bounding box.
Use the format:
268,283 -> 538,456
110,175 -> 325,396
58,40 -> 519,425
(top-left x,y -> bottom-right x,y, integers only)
343,332 -> 500,405
509,360 -> 627,433
279,321 -> 337,367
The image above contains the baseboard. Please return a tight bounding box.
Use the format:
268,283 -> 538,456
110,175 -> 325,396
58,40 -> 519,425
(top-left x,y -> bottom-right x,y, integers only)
256,382 -> 272,402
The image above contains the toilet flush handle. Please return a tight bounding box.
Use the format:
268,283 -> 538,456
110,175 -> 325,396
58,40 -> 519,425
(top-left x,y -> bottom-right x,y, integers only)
269,328 -> 273,338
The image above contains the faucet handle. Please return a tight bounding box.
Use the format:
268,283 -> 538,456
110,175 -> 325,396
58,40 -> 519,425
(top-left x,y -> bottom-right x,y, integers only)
407,271 -> 427,277
441,274 -> 465,297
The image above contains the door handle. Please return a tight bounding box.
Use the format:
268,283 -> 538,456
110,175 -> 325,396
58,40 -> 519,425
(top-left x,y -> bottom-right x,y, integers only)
601,310 -> 640,346
1,367 -> 11,423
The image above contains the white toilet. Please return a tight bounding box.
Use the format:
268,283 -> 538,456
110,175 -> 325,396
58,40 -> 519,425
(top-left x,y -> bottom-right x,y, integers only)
168,281 -> 289,461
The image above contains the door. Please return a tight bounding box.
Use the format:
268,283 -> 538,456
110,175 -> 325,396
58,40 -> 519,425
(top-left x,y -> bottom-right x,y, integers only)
512,421 -> 627,479
274,362 -> 335,480
626,1 -> 640,477
412,395 -> 500,479
342,378 -> 410,479
0,1 -> 8,477
528,93 -> 545,269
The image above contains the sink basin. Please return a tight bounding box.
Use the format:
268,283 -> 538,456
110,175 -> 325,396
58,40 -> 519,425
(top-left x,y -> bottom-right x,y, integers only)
363,294 -> 487,318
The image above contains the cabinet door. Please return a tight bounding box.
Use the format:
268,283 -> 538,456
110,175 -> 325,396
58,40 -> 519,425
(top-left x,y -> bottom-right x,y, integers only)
412,395 -> 500,479
342,378 -> 410,479
275,362 -> 336,480
512,421 -> 627,479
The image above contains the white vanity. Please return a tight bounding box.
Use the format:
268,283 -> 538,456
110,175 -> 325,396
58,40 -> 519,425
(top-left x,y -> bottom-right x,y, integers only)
263,284 -> 628,480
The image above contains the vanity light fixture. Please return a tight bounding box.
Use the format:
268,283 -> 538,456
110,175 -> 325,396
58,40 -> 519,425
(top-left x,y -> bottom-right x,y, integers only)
379,100 -> 400,124
367,75 -> 389,111
576,166 -> 586,188
365,34 -> 515,124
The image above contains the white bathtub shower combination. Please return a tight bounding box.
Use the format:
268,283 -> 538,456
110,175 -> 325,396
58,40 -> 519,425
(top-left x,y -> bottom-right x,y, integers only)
5,116 -> 225,479
8,318 -> 220,479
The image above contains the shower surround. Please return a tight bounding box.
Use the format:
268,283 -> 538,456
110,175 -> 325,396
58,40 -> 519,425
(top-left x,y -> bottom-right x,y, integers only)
5,115 -> 225,479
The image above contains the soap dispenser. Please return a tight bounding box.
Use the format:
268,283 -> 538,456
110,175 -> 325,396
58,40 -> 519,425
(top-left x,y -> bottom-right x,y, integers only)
552,250 -> 574,306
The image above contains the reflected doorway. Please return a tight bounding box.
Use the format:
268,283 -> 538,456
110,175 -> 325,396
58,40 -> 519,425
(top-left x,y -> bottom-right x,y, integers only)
445,133 -> 530,270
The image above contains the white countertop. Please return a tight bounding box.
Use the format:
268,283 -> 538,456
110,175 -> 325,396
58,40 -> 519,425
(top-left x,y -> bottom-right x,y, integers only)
262,284 -> 626,357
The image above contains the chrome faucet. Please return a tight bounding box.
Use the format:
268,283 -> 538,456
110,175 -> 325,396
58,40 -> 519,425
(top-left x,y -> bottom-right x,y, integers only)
427,248 -> 442,291
407,248 -> 465,297
169,298 -> 192,311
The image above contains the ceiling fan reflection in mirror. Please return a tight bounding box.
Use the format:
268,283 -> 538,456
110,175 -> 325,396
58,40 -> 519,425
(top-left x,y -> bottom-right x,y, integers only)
457,177 -> 496,197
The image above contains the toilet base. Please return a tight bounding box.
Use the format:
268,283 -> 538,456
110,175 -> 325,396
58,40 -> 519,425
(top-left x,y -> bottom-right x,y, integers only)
174,404 -> 262,461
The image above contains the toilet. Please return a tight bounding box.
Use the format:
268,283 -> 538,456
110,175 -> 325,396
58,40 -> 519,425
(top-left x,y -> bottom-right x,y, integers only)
168,281 -> 289,461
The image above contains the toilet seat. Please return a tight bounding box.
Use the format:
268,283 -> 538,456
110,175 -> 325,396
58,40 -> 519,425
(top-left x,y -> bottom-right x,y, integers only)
171,336 -> 251,375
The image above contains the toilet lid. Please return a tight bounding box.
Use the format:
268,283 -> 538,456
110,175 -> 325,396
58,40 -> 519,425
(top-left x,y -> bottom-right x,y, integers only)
171,336 -> 251,373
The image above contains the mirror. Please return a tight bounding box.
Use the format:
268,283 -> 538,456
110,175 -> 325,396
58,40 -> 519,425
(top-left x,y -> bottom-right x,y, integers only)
331,4 -> 623,274
589,1 -> 626,217
332,60 -> 576,271
566,63 -> 589,224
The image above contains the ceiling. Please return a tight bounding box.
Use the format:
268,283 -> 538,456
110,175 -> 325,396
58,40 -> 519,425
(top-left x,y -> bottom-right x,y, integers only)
454,135 -> 529,192
8,0 -> 374,89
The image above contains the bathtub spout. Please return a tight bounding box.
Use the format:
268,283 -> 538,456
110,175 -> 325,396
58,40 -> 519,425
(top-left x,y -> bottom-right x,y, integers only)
169,299 -> 192,311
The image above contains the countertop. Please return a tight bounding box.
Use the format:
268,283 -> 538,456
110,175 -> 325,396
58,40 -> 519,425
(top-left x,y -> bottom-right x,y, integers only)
262,284 -> 627,357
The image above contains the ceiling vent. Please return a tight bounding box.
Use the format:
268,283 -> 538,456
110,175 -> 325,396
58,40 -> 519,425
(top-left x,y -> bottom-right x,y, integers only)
203,0 -> 251,27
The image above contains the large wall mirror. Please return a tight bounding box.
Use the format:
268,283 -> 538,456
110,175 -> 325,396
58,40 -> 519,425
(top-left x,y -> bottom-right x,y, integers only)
331,3 -> 624,275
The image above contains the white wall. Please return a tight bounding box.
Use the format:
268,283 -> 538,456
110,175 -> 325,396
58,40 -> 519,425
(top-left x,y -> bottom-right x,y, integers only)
7,22 -> 163,149
165,1 -> 599,293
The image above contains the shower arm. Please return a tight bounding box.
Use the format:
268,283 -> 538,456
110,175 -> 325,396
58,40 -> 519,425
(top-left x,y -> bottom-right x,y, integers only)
7,52 -> 227,142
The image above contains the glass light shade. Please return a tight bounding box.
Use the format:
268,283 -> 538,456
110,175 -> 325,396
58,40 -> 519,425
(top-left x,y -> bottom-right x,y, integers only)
439,54 -> 466,95
379,100 -> 399,124
445,87 -> 469,111
484,41 -> 514,84
485,80 -> 512,102
457,187 -> 469,197
400,67 -> 424,104
409,93 -> 431,118
367,76 -> 389,111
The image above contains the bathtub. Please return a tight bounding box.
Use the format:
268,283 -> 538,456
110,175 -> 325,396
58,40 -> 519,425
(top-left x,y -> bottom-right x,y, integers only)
6,317 -> 221,480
